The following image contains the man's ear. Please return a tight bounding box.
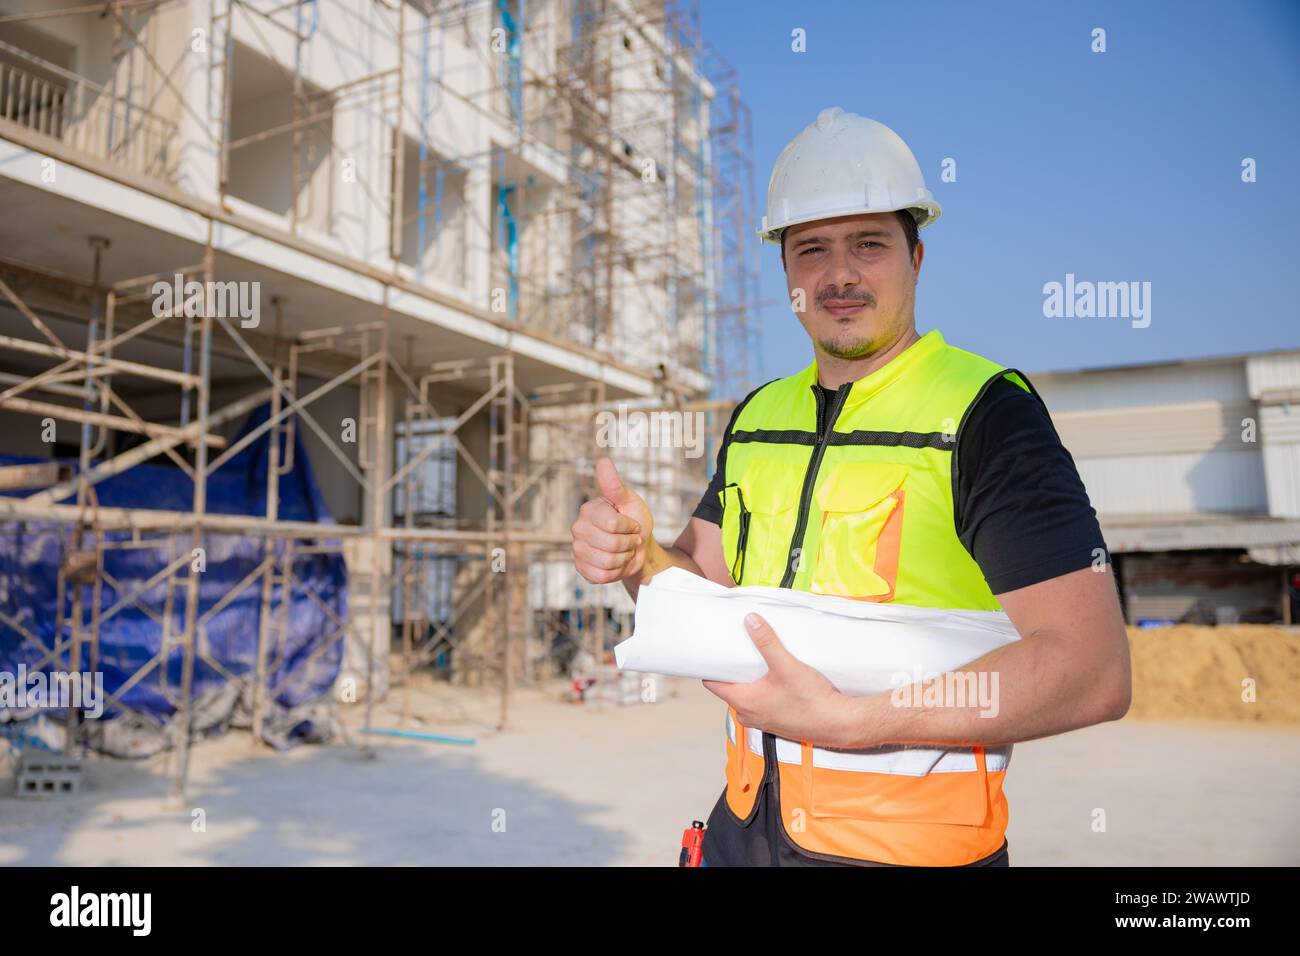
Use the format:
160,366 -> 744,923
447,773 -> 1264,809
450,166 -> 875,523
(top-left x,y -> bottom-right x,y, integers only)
913,239 -> 925,276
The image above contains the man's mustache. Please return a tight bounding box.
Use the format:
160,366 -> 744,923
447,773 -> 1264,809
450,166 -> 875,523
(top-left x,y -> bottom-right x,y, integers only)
817,288 -> 875,307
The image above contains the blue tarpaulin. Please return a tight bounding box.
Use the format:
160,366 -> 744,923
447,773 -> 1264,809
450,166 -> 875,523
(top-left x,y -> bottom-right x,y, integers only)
0,404 -> 347,750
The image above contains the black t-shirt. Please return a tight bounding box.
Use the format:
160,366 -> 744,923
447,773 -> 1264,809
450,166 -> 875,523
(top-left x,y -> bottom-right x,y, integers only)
691,375 -> 1106,594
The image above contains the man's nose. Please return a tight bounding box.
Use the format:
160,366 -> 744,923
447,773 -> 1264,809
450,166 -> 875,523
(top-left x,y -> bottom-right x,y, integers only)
823,246 -> 862,291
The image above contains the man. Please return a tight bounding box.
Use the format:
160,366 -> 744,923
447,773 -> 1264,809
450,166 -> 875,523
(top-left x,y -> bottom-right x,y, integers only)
570,107 -> 1131,867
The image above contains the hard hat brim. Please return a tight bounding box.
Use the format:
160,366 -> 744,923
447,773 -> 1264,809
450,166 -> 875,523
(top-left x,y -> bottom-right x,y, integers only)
757,201 -> 942,245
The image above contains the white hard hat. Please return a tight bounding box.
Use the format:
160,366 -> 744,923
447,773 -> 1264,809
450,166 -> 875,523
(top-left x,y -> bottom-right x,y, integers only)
758,107 -> 941,245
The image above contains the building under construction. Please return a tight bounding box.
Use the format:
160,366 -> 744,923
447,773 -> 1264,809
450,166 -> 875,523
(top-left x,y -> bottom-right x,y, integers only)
0,0 -> 760,796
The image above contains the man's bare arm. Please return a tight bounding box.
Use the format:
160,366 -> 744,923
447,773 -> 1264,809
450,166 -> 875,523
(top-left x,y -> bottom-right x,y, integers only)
623,517 -> 735,601
851,563 -> 1132,747
706,562 -> 1132,750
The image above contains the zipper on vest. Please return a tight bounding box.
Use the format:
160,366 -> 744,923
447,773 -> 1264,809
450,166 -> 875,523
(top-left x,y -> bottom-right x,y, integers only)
722,482 -> 751,585
763,380 -> 851,801
777,381 -> 851,589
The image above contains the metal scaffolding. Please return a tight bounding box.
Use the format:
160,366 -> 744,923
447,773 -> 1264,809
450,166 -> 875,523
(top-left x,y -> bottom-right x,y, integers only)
0,0 -> 758,797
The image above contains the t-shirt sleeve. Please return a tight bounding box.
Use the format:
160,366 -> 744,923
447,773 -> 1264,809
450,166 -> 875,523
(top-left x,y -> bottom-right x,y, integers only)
955,375 -> 1109,594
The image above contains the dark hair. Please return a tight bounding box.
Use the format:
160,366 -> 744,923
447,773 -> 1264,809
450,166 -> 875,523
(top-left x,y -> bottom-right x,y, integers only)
896,209 -> 919,259
780,209 -> 920,268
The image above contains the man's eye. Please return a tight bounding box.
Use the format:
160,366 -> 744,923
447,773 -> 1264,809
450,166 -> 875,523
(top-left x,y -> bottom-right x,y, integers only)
799,247 -> 822,255
858,241 -> 881,249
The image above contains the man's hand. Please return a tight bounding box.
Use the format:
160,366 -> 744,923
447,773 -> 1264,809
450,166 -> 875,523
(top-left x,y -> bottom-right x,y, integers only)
571,456 -> 659,585
703,612 -> 869,748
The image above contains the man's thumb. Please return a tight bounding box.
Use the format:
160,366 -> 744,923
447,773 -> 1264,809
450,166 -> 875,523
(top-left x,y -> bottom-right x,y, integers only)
596,456 -> 637,508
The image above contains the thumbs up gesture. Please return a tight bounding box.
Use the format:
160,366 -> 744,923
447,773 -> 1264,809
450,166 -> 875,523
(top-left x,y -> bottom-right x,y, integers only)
571,456 -> 656,585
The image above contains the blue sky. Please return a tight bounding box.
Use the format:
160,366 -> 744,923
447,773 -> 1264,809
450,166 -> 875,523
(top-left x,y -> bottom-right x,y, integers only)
699,0 -> 1300,382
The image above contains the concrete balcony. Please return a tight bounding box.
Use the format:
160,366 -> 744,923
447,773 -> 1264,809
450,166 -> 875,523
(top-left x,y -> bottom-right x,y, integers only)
0,38 -> 178,185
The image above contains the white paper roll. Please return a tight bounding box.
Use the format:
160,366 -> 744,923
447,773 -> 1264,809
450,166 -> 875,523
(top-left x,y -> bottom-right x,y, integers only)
613,567 -> 1020,697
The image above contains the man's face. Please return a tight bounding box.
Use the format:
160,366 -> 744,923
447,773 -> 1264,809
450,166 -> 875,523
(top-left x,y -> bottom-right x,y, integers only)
782,212 -> 922,361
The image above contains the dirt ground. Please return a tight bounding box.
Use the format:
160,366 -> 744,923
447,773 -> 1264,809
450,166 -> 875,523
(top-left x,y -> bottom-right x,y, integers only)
3,664 -> 1299,866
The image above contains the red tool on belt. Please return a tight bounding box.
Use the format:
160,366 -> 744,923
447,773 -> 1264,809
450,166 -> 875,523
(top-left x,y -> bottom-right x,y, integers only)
679,820 -> 706,867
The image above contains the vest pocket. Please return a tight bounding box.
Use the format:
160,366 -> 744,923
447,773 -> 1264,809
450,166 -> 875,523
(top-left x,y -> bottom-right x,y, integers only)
798,742 -> 992,826
721,460 -> 799,587
809,461 -> 907,600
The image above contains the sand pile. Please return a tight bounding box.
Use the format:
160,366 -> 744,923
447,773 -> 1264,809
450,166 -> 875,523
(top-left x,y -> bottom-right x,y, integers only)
1125,625 -> 1300,723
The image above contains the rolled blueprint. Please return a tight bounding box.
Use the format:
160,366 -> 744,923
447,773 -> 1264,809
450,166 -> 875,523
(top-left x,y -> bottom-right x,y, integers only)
613,566 -> 1021,696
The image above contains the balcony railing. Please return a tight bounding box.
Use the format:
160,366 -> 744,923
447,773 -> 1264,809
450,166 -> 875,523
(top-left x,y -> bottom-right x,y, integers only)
0,39 -> 178,183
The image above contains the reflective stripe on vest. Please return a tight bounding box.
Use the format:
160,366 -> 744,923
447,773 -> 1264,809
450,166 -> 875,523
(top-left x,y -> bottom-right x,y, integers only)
717,330 -> 1043,867
726,710 -> 1011,774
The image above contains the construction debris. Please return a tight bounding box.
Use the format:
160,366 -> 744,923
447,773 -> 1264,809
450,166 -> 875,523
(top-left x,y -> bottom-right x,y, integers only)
15,751 -> 83,799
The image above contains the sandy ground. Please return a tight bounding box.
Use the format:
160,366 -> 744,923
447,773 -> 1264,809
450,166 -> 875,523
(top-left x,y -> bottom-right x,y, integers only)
2,674 -> 1299,866
1126,624 -> 1300,723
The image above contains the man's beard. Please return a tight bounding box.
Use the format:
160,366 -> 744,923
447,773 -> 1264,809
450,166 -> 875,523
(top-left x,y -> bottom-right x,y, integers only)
813,285 -> 879,359
813,286 -> 913,361
817,320 -> 887,360
817,332 -> 879,360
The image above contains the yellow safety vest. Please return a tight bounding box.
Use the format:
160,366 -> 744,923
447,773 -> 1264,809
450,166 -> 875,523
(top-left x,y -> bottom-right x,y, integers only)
718,329 -> 1040,866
